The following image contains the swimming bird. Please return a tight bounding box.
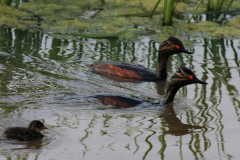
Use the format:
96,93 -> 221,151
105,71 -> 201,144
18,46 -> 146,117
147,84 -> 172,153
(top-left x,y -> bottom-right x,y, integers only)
4,120 -> 48,141
89,37 -> 193,82
93,67 -> 207,108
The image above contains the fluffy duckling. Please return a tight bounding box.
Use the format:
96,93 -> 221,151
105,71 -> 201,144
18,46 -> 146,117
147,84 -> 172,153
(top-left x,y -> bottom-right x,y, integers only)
4,120 -> 48,141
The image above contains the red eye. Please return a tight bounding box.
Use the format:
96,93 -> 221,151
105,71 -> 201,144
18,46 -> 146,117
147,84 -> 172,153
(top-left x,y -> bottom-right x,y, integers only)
176,45 -> 180,49
189,76 -> 193,80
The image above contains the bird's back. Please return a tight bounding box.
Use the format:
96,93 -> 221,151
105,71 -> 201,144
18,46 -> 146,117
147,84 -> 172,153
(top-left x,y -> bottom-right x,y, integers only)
89,62 -> 158,81
94,95 -> 144,108
5,127 -> 43,141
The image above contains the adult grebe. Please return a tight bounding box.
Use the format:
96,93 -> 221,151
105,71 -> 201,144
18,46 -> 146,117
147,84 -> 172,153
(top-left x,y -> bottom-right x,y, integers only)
89,37 -> 193,81
93,67 -> 207,108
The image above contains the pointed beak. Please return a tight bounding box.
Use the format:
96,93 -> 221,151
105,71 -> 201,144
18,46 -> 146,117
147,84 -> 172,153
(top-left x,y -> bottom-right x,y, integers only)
182,49 -> 193,54
194,78 -> 207,84
42,126 -> 48,129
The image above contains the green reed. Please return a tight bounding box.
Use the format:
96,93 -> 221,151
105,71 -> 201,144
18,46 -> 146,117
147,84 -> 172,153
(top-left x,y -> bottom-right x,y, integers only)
151,0 -> 233,25
208,0 -> 224,11
189,0 -> 233,22
217,0 -> 234,21
208,0 -> 214,11
1,0 -> 12,6
150,0 -> 161,18
215,0 -> 224,11
15,0 -> 20,9
1,0 -> 20,8
150,0 -> 176,25
163,0 -> 176,25
188,0 -> 203,23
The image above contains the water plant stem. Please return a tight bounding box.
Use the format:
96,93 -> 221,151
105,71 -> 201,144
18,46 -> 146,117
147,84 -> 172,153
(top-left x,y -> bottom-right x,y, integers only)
208,0 -> 214,10
187,0 -> 203,23
173,0 -> 179,13
218,0 -> 224,11
215,0 -> 221,10
164,0 -> 175,25
1,0 -> 12,6
217,0 -> 234,21
15,0 -> 20,9
150,0 -> 161,18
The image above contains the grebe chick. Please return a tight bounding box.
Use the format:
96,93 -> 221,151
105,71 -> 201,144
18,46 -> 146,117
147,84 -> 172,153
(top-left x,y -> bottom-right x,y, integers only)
4,120 -> 48,141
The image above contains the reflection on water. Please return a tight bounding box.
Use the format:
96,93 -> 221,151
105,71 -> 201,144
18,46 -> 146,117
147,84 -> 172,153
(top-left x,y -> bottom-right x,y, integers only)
0,25 -> 240,159
0,135 -> 51,150
159,103 -> 203,136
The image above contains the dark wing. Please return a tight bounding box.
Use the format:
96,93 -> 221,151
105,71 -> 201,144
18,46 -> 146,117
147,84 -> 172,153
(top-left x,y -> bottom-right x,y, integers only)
5,127 -> 28,141
94,95 -> 144,108
89,62 -> 157,81
5,128 -> 44,141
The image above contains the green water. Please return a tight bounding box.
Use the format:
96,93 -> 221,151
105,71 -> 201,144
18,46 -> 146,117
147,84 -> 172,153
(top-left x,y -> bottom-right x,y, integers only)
0,25 -> 240,160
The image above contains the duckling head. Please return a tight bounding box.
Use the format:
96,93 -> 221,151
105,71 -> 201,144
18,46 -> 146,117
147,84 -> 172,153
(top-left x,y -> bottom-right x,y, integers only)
28,120 -> 48,132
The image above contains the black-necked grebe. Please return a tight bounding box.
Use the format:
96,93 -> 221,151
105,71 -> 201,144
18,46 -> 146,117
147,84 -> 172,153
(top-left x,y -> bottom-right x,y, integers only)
89,37 -> 193,81
94,67 -> 207,108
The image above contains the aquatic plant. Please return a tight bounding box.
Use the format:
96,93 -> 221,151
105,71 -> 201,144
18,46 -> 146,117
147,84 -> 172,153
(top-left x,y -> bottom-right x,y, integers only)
1,0 -> 12,6
0,0 -> 239,39
150,0 -> 176,25
188,0 -> 203,23
150,0 -> 161,18
1,0 -> 20,9
163,0 -> 176,25
188,0 -> 234,22
15,0 -> 20,8
217,0 -> 234,21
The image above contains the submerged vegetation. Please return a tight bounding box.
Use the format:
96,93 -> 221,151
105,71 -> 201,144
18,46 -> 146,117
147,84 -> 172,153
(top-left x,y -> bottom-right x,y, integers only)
0,0 -> 239,39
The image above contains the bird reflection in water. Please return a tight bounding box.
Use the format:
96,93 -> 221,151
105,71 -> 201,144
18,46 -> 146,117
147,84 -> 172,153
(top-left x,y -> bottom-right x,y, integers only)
159,103 -> 202,136
12,139 -> 44,150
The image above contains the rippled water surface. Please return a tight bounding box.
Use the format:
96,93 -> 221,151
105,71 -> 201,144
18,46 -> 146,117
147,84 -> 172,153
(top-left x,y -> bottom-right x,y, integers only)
0,26 -> 240,160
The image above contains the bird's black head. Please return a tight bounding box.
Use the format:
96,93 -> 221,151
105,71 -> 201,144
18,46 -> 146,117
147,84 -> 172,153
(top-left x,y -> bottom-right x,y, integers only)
28,120 -> 48,132
164,67 -> 207,104
169,67 -> 207,86
159,36 -> 193,55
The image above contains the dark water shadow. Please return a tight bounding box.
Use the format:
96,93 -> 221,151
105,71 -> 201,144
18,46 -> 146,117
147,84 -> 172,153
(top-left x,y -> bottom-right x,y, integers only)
0,134 -> 52,150
159,103 -> 203,136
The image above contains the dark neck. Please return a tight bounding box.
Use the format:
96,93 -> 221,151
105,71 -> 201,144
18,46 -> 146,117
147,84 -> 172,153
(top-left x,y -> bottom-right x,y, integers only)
156,51 -> 170,79
163,84 -> 182,104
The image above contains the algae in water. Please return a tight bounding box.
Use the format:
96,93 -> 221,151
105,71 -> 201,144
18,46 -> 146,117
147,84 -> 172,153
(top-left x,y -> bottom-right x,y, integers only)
0,0 -> 240,39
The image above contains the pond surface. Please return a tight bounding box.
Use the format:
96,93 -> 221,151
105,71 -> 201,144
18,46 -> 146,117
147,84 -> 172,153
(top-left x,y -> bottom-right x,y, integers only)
0,26 -> 240,160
